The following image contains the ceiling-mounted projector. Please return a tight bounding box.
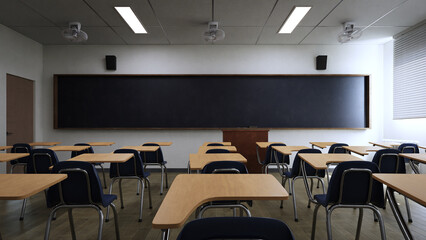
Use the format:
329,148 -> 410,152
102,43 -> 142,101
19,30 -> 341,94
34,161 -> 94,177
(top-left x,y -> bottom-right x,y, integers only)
62,22 -> 88,43
337,22 -> 362,43
203,21 -> 225,42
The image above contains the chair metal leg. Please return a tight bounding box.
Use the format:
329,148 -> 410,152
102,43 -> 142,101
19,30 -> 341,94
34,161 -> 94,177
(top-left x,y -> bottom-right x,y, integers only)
96,206 -> 104,240
161,229 -> 170,240
404,196 -> 413,223
138,179 -> 145,222
198,204 -> 251,219
290,179 -> 298,221
146,178 -> 152,209
44,207 -> 60,240
355,208 -> 364,240
106,179 -> 117,222
110,203 -> 120,240
311,204 -> 321,240
326,207 -> 333,240
372,206 -> 387,240
160,165 -> 164,195
233,208 -> 237,217
136,181 -> 140,195
68,209 -> 76,240
19,198 -> 27,221
164,165 -> 168,188
119,179 -> 124,209
308,178 -> 314,208
99,164 -> 107,189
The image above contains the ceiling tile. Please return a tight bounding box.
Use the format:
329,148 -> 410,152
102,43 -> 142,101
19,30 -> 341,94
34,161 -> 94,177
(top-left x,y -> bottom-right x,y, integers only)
300,26 -> 342,45
349,26 -> 408,44
0,1 -> 54,27
257,26 -> 314,44
150,0 -> 211,26
12,26 -> 67,45
214,27 -> 263,45
373,0 -> 426,27
112,26 -> 169,44
164,26 -> 208,44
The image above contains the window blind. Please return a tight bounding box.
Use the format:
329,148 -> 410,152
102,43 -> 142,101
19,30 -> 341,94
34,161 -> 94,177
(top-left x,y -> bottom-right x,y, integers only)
393,22 -> 426,119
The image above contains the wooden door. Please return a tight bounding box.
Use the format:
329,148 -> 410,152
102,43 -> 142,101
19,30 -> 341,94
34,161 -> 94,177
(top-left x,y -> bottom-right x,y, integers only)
6,74 -> 34,172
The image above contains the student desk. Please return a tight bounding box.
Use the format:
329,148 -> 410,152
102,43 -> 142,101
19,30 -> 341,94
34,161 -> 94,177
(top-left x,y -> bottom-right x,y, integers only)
255,142 -> 285,167
202,142 -> 232,146
369,141 -> 400,149
144,142 -> 173,146
343,146 -> 384,156
120,146 -> 159,152
309,142 -> 337,149
0,146 -> 12,151
272,146 -> 309,155
189,153 -> 247,171
67,153 -> 134,163
373,174 -> 426,240
0,153 -> 29,162
29,142 -> 61,147
49,146 -> 90,152
399,153 -> 426,174
86,142 -> 115,146
198,146 -> 237,154
152,174 -> 289,240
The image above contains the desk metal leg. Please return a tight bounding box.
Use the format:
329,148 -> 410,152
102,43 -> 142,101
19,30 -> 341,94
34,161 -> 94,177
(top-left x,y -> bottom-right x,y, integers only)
161,229 -> 170,240
301,159 -> 316,203
386,188 -> 413,240
256,146 -> 263,172
409,160 -> 420,174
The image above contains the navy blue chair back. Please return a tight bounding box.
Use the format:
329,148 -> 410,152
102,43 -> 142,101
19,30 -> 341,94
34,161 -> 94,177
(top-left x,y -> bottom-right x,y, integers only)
202,161 -> 248,174
207,143 -> 224,146
289,148 -> 324,177
11,143 -> 32,164
263,143 -> 289,165
27,149 -> 59,174
328,143 -> 349,153
142,143 -> 164,164
71,143 -> 94,158
372,149 -> 405,173
47,161 -> 106,207
325,161 -> 384,208
205,148 -> 230,153
398,143 -> 419,163
110,149 -> 145,177
177,217 -> 295,240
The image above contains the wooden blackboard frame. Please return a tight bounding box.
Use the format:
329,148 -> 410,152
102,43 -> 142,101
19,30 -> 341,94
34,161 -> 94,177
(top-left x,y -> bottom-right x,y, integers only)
53,74 -> 370,130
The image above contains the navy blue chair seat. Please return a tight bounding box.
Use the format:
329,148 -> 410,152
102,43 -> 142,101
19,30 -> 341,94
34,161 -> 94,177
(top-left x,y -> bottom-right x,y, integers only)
206,143 -> 224,146
177,217 -> 295,240
205,148 -> 230,154
10,143 -> 32,173
141,143 -> 168,195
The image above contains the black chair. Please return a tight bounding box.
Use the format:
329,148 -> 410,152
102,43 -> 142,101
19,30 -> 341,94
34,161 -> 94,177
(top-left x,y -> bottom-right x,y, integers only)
328,143 -> 349,154
177,217 -> 295,240
278,148 -> 325,221
206,143 -> 224,146
311,161 -> 386,240
398,143 -> 420,173
10,143 -> 32,173
198,161 -> 252,218
45,161 -> 120,240
372,148 -> 412,222
205,148 -> 230,154
141,143 -> 168,195
260,143 -> 289,173
106,149 -> 152,222
71,143 -> 107,189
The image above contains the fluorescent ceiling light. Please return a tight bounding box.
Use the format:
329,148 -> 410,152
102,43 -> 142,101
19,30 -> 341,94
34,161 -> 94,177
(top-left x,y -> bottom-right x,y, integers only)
115,7 -> 147,34
279,6 -> 311,34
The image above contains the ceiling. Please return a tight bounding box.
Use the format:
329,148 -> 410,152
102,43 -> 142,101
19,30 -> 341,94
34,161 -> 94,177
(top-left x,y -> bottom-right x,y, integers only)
0,0 -> 425,45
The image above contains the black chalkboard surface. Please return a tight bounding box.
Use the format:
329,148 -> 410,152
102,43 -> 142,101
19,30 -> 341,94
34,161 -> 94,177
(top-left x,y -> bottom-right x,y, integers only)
54,75 -> 369,129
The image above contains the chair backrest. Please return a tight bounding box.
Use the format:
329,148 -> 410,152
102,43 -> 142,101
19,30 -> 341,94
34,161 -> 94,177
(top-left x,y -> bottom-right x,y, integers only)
177,217 -> 295,240
27,148 -> 59,174
328,143 -> 349,154
202,161 -> 248,174
263,143 -> 289,165
141,143 -> 164,164
110,149 -> 145,177
325,161 -> 384,207
372,149 -> 405,173
289,148 -> 323,177
207,143 -> 224,146
398,143 -> 419,163
71,143 -> 94,158
205,148 -> 230,154
11,143 -> 32,163
47,161 -> 105,207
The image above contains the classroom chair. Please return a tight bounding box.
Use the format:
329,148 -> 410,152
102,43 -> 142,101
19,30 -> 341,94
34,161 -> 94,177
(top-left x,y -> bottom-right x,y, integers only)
259,143 -> 289,173
311,161 -> 386,240
398,143 -> 420,173
205,148 -> 230,153
71,143 -> 107,189
141,143 -> 168,195
45,161 -> 120,240
278,148 -> 325,221
106,149 -> 152,222
372,148 -> 412,222
177,217 -> 295,240
328,143 -> 349,154
206,143 -> 224,146
10,143 -> 32,173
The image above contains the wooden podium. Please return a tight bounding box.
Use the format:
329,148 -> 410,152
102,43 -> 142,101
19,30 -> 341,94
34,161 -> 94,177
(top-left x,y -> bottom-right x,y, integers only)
222,129 -> 268,173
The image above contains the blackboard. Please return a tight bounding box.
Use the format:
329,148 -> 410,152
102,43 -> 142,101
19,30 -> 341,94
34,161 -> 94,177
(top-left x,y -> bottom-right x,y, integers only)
54,75 -> 369,129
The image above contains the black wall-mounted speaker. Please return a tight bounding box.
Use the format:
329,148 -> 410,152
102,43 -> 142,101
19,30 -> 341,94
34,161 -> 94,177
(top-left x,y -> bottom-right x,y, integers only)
316,55 -> 327,70
105,55 -> 116,70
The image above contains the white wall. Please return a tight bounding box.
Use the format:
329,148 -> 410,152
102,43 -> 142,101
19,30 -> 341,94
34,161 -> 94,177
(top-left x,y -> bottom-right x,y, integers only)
0,24 -> 43,173
383,41 -> 426,146
42,44 -> 385,167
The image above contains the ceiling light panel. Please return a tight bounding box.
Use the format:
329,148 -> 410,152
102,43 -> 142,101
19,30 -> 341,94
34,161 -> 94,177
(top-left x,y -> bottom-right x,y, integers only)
115,7 -> 147,34
279,6 -> 311,34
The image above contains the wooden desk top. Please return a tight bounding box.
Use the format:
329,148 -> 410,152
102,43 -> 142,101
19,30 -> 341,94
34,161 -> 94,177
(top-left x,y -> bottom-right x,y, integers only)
298,153 -> 363,170
0,153 -> 30,162
272,146 -> 309,155
144,142 -> 173,146
343,146 -> 384,156
373,174 -> 426,207
121,146 -> 159,152
369,141 -> 400,148
418,146 -> 426,150
0,146 -> 12,151
152,174 -> 288,229
86,142 -> 115,146
49,146 -> 90,152
67,153 -> 134,163
198,146 -> 237,154
399,153 -> 426,164
0,174 -> 67,200
309,142 -> 337,149
29,142 -> 61,147
256,142 -> 284,148
202,142 -> 232,146
189,153 -> 247,170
